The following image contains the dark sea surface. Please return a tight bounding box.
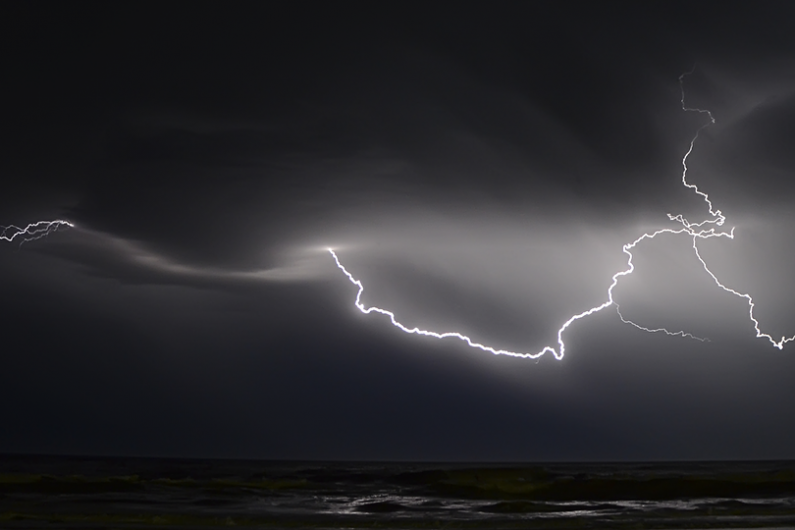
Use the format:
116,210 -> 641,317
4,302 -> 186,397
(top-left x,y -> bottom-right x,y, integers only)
3,455 -> 795,529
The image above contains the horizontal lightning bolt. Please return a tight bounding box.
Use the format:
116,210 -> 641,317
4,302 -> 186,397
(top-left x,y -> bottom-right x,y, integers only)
1,220 -> 74,245
329,70 -> 795,359
328,225 -> 708,360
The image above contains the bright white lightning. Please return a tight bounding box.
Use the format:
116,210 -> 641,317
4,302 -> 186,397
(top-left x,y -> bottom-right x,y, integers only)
328,226 -> 707,361
1,220 -> 74,245
330,71 -> 792,359
669,71 -> 795,351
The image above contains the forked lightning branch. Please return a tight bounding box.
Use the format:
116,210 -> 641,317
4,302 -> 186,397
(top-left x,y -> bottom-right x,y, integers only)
328,72 -> 795,359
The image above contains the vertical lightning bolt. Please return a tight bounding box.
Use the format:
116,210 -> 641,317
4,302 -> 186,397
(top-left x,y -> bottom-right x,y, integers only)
1,220 -> 74,245
329,70 -> 792,358
668,71 -> 795,350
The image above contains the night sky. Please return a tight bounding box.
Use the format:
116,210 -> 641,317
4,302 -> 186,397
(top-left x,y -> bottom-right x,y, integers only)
3,3 -> 795,461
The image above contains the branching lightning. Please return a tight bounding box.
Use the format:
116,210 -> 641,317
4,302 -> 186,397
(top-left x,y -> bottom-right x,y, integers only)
669,71 -> 795,351
3,74 -> 786,358
329,70 -> 795,358
1,220 -> 74,245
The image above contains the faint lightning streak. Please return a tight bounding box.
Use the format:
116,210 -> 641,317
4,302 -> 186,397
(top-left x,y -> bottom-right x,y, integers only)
612,228 -> 709,343
1,220 -> 74,245
329,69 -> 792,359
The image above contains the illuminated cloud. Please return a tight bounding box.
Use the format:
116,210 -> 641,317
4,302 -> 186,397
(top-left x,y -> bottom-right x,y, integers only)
325,71 -> 795,360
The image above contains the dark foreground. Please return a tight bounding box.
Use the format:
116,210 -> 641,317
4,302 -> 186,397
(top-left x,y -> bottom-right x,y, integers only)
3,455 -> 795,529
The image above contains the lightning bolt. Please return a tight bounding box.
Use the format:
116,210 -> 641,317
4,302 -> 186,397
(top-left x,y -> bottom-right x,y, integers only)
668,71 -> 795,351
2,75 -> 783,357
329,70 -> 795,359
329,225 -> 706,361
1,220 -> 74,245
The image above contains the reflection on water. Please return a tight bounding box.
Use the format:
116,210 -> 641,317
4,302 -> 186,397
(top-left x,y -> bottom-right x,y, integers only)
2,455 -> 795,528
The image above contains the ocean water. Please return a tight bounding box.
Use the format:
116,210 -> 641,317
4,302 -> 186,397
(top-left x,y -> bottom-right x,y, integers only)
2,455 -> 795,528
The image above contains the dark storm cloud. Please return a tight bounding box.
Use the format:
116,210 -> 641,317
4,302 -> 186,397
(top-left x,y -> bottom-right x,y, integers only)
2,2 -> 795,460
